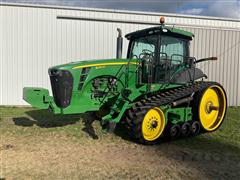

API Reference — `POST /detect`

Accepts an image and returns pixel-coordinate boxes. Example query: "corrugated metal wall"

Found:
[0,3,240,106]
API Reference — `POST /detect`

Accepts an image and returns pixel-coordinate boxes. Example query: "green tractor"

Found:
[23,18,227,144]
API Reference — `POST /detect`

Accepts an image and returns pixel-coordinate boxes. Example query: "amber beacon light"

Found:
[160,16,165,24]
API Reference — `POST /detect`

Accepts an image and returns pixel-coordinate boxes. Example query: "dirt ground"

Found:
[0,107,240,179]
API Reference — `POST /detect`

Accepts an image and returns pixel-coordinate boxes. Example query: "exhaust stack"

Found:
[116,28,123,59]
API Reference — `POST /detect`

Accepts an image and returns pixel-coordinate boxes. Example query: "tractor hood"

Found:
[47,58,138,111]
[44,58,138,114]
[49,58,132,71]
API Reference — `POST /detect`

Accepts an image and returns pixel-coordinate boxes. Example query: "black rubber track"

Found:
[124,81,225,144]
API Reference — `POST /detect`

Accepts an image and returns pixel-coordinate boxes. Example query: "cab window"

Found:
[160,36,188,64]
[130,35,158,59]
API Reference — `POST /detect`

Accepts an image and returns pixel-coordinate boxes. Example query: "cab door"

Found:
[154,35,189,83]
[128,35,158,84]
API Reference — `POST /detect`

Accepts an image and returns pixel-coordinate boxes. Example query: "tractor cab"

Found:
[125,18,204,85]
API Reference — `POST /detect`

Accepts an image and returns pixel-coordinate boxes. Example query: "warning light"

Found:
[160,17,165,24]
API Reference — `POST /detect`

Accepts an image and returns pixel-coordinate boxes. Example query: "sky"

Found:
[1,0,240,19]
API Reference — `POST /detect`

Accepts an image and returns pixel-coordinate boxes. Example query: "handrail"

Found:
[100,58,140,104]
[99,63,126,104]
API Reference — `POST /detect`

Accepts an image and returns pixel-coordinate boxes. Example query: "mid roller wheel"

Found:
[191,121,201,136]
[181,122,191,137]
[170,124,181,139]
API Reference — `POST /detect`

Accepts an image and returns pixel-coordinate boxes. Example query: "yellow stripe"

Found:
[72,62,138,69]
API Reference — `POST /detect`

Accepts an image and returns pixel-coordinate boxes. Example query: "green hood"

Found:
[49,58,132,71]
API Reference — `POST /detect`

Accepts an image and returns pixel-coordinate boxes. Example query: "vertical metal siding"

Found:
[237,32,240,106]
[0,5,3,105]
[0,4,240,106]
[189,28,240,106]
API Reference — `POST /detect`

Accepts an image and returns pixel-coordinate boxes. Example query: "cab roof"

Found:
[125,25,194,40]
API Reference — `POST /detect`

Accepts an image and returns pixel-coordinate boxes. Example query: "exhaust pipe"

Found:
[116,28,123,59]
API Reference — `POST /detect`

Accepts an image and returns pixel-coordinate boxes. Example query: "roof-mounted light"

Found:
[160,16,165,24]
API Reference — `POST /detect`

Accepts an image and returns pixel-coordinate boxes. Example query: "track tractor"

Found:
[23,17,227,144]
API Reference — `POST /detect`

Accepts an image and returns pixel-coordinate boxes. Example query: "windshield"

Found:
[129,35,158,59]
[128,35,188,61]
[159,35,188,64]
[128,35,189,83]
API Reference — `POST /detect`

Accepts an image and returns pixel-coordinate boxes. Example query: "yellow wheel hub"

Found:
[199,85,226,131]
[142,107,165,141]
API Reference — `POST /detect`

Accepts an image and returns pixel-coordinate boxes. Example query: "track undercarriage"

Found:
[124,81,227,144]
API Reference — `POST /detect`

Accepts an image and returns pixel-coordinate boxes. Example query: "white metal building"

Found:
[0,3,240,106]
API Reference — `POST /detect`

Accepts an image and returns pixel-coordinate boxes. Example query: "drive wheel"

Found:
[193,84,227,132]
[126,106,166,144]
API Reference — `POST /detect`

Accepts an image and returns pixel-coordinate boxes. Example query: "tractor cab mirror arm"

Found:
[195,57,218,64]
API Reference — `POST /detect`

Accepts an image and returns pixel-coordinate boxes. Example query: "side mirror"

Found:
[186,57,195,68]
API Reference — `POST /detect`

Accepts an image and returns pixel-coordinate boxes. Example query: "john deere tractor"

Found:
[23,18,227,144]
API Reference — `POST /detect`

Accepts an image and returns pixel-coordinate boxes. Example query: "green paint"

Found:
[23,87,61,113]
[165,107,192,125]
[125,25,193,39]
[23,25,196,126]
[23,87,52,109]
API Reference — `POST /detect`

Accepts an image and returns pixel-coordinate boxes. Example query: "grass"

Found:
[0,106,240,179]
[0,107,99,140]
[1,106,239,144]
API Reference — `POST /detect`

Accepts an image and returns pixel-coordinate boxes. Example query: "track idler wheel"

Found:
[181,122,191,137]
[170,124,181,139]
[191,121,201,136]
[192,84,227,132]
